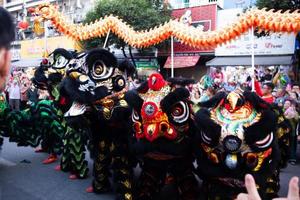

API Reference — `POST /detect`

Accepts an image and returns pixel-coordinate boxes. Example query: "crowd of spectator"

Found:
[190,67,300,165]
[3,68,49,111]
[2,67,299,165]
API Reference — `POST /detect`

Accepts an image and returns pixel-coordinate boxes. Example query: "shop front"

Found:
[135,58,160,80]
[207,56,293,67]
[159,4,217,80]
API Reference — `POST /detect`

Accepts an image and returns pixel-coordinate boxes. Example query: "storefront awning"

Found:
[11,58,43,68]
[206,56,293,66]
[164,56,200,68]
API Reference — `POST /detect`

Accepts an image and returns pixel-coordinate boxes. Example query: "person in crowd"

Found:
[286,84,293,94]
[261,68,273,82]
[285,84,300,103]
[289,92,300,104]
[20,83,28,109]
[236,68,247,84]
[199,87,215,102]
[224,77,237,92]
[283,99,299,165]
[212,68,224,86]
[8,79,21,111]
[128,76,140,90]
[191,84,201,102]
[292,83,300,97]
[38,89,49,101]
[27,84,39,105]
[186,83,194,94]
[0,7,15,91]
[254,80,275,103]
[274,87,288,107]
[191,84,201,112]
[19,72,31,109]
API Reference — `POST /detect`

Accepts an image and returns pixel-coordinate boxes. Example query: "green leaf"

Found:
[82,0,171,50]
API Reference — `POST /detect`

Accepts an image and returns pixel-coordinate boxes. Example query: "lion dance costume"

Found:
[194,90,284,199]
[125,73,198,200]
[32,48,89,177]
[60,48,135,200]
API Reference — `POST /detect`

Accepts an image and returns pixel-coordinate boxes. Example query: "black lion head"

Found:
[194,90,280,195]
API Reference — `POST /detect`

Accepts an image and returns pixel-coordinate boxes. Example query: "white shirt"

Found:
[9,84,21,99]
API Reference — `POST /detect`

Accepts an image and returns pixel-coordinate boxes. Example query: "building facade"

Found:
[160,0,222,80]
[208,8,295,66]
[168,0,223,9]
[3,0,94,66]
[206,8,296,84]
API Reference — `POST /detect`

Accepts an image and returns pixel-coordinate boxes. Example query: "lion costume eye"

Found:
[170,101,189,123]
[255,133,273,149]
[201,131,212,144]
[91,60,114,80]
[132,110,140,122]
[53,55,69,69]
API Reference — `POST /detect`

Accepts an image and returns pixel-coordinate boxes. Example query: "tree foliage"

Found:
[256,0,300,10]
[83,0,171,49]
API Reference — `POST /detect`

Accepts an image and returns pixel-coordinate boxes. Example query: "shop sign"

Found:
[20,36,76,59]
[135,59,158,69]
[215,9,296,56]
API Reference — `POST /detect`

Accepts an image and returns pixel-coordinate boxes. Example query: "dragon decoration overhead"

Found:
[34,4,300,48]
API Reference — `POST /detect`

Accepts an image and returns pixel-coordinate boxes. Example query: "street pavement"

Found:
[0,138,299,200]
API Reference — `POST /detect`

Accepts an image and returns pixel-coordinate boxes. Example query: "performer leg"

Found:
[265,169,280,200]
[92,138,112,193]
[60,126,72,172]
[15,99,20,111]
[111,140,133,200]
[135,159,165,200]
[42,132,58,164]
[9,99,14,110]
[201,181,242,200]
[174,168,198,200]
[69,127,89,179]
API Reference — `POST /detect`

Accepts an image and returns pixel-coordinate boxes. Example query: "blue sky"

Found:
[224,0,257,9]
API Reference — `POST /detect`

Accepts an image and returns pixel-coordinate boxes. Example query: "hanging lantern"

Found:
[18,21,29,30]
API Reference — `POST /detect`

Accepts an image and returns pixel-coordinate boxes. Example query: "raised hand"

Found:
[236,174,299,200]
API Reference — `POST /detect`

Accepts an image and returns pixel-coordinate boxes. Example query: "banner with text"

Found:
[215,9,296,56]
[20,36,76,59]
